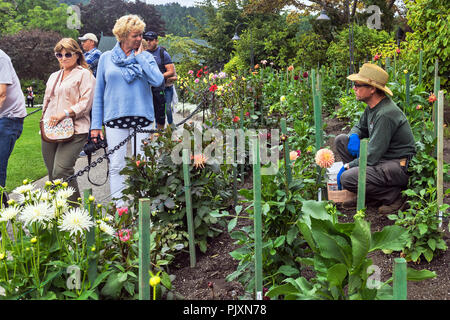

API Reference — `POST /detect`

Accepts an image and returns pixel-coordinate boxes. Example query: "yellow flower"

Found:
[315,148,335,168]
[62,182,68,188]
[203,78,208,83]
[0,253,5,260]
[280,96,286,102]
[232,76,237,81]
[30,237,38,244]
[88,195,95,202]
[45,181,52,187]
[403,69,408,74]
[149,275,161,287]
[91,246,96,252]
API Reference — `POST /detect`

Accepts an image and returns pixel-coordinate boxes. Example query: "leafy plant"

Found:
[267,201,436,300]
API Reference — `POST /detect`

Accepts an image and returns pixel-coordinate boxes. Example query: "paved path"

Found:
[26,103,202,205]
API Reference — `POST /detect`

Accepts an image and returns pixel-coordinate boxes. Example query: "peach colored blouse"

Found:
[42,66,96,134]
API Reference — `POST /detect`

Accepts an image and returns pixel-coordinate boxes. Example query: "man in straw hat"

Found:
[334,63,416,214]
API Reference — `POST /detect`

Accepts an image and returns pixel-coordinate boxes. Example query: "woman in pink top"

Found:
[41,38,96,203]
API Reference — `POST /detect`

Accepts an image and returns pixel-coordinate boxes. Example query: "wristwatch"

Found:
[64,109,70,118]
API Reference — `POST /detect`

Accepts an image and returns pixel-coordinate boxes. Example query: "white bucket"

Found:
[326,161,343,192]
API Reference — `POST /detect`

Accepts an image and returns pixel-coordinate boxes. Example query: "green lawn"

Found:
[6,108,47,191]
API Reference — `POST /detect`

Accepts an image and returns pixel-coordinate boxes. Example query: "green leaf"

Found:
[418,223,428,235]
[161,272,172,290]
[351,219,371,268]
[101,273,125,298]
[370,225,408,251]
[406,268,436,281]
[327,263,348,287]
[313,231,351,266]
[427,238,436,251]
[286,225,298,245]
[273,235,285,248]
[209,210,230,218]
[277,265,300,277]
[228,217,237,232]
[300,200,332,227]
[266,283,297,299]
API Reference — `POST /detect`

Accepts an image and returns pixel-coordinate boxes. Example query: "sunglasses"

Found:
[55,52,76,59]
[353,83,372,88]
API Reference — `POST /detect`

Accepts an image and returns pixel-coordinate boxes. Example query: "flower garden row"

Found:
[0,49,448,299]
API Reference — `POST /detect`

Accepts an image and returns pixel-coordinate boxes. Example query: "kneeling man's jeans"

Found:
[335,134,409,205]
[0,117,24,187]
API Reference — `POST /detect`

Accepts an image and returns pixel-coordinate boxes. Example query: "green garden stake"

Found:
[418,50,423,86]
[240,108,245,177]
[182,149,196,268]
[433,58,440,146]
[252,135,263,300]
[281,118,292,186]
[405,71,410,111]
[346,67,349,95]
[311,68,316,99]
[356,139,368,212]
[138,198,151,300]
[385,57,390,71]
[394,54,397,81]
[437,91,444,227]
[393,258,407,300]
[313,93,323,152]
[83,189,97,287]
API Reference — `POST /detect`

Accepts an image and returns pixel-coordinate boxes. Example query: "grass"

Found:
[6,108,47,192]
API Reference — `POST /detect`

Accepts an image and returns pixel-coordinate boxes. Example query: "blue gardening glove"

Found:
[347,133,360,158]
[337,165,346,190]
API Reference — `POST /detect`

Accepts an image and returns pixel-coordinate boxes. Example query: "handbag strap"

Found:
[86,146,110,187]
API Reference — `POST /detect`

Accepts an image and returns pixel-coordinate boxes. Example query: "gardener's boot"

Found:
[378,196,406,214]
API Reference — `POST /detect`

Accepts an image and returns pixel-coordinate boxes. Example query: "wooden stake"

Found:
[138,198,151,300]
[182,149,196,268]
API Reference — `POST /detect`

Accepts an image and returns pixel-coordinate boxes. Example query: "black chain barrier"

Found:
[64,102,204,184]
[24,106,43,118]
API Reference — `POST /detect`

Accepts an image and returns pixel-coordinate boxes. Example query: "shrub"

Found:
[0,29,61,81]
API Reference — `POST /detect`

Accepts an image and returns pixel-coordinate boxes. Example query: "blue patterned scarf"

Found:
[111,41,143,83]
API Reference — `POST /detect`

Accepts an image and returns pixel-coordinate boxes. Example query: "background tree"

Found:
[79,0,165,39]
[0,0,79,38]
[154,2,208,37]
[0,29,61,80]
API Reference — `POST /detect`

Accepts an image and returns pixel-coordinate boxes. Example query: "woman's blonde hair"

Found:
[54,38,89,70]
[112,14,146,42]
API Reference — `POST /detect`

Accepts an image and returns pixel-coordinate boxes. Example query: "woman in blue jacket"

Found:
[90,14,164,209]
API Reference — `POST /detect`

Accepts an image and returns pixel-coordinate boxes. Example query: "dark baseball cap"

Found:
[143,31,158,40]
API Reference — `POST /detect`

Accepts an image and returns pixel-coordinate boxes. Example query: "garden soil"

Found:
[169,109,450,301]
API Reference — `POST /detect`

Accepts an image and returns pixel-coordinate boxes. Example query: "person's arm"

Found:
[348,115,395,168]
[163,63,175,79]
[90,54,106,132]
[0,84,7,109]
[135,50,164,88]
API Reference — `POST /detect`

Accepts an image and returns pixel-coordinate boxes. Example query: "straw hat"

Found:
[347,63,393,96]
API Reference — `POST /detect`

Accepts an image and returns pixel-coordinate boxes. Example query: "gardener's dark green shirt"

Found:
[348,96,416,168]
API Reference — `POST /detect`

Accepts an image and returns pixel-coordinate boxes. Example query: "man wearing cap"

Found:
[79,33,102,77]
[0,49,27,191]
[334,63,416,214]
[143,31,176,130]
